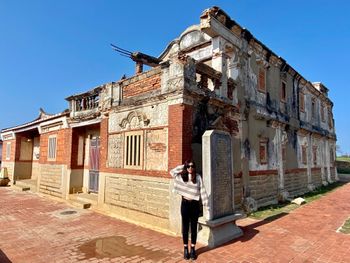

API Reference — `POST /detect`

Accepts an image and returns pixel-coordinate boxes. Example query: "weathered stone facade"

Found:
[1,6,337,234]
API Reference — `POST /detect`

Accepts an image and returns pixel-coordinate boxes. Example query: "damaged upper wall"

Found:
[158,21,240,105]
[299,80,335,135]
[63,6,334,141]
[197,6,335,137]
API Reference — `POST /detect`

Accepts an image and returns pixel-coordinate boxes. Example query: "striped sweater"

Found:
[170,165,209,206]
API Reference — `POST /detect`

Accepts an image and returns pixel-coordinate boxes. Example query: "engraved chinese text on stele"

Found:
[212,136,233,218]
[202,130,233,220]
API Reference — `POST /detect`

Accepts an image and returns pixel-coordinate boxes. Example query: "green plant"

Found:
[339,218,350,234]
[336,156,350,162]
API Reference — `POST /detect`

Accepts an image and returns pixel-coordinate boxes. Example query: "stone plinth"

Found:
[0,167,10,186]
[198,130,243,248]
[197,213,243,248]
[0,178,10,186]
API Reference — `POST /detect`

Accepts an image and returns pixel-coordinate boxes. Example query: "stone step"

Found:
[68,199,91,209]
[69,193,98,206]
[76,196,97,206]
[11,184,30,191]
[13,180,37,192]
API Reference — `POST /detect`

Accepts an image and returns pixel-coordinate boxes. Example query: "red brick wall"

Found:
[285,168,307,174]
[168,104,193,172]
[99,118,169,178]
[223,116,239,135]
[249,168,311,176]
[2,139,16,161]
[122,73,161,99]
[64,129,72,166]
[70,127,84,169]
[15,136,22,161]
[100,118,108,171]
[249,169,278,176]
[100,167,168,178]
[40,129,72,165]
[70,129,79,168]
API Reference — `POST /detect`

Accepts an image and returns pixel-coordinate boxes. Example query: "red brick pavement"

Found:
[1,183,350,263]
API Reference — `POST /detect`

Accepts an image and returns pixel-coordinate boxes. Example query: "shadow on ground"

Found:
[0,249,12,263]
[197,212,289,256]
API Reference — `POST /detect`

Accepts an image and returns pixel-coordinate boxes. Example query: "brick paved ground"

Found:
[1,183,350,263]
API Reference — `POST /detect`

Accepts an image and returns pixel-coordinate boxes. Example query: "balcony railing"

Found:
[74,94,99,112]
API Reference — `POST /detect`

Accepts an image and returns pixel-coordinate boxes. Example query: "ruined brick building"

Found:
[1,7,337,233]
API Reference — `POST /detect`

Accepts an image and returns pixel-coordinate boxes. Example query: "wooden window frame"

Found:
[47,135,57,161]
[77,135,84,166]
[313,146,317,165]
[321,103,325,122]
[281,81,287,102]
[258,67,266,93]
[328,109,333,129]
[124,131,143,169]
[299,92,305,112]
[5,142,11,160]
[311,97,316,119]
[259,139,268,165]
[301,144,307,165]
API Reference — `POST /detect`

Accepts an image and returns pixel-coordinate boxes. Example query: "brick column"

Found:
[70,128,79,169]
[99,118,108,172]
[14,136,21,161]
[64,128,73,168]
[168,104,193,171]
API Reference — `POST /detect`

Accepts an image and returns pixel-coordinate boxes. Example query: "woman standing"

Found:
[170,160,209,260]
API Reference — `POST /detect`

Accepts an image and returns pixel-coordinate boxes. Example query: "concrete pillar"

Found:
[112,83,122,106]
[321,138,328,185]
[307,134,314,190]
[276,127,284,190]
[275,126,289,201]
[212,37,228,98]
[325,140,332,183]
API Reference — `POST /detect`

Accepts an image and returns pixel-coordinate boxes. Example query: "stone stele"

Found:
[197,130,243,248]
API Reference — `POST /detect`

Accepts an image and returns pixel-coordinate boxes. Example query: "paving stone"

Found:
[1,184,350,262]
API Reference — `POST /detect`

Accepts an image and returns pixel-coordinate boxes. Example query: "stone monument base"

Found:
[197,213,244,248]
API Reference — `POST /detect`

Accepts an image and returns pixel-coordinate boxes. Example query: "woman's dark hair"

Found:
[181,160,196,184]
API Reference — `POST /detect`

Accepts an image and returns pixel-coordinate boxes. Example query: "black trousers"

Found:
[181,198,200,245]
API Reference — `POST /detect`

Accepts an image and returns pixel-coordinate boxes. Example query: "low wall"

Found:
[330,167,337,181]
[14,161,32,180]
[39,164,64,198]
[311,168,323,188]
[104,173,169,218]
[285,169,308,197]
[31,162,40,180]
[336,160,350,170]
[249,172,279,207]
[100,173,170,232]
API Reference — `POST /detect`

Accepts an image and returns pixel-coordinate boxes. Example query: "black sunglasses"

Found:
[187,164,195,168]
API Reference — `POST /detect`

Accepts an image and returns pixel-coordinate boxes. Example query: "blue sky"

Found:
[1,1,349,154]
